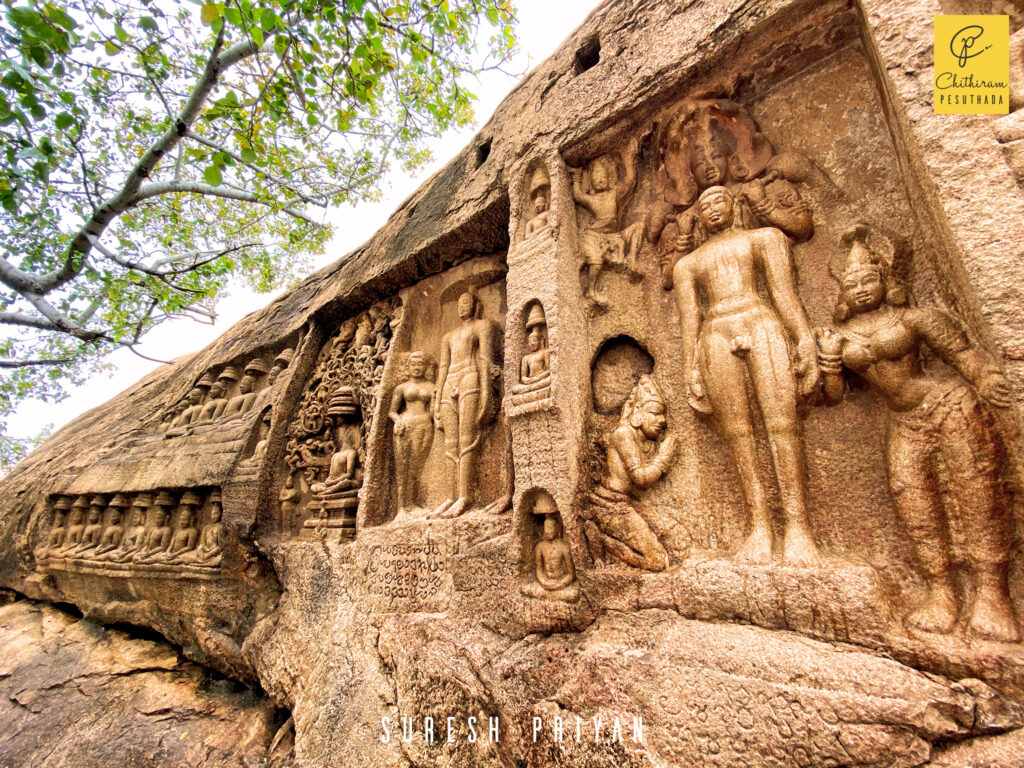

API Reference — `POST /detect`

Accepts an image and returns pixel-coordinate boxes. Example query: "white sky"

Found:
[7,0,599,443]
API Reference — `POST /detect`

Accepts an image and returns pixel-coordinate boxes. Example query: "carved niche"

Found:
[35,488,226,580]
[284,297,400,538]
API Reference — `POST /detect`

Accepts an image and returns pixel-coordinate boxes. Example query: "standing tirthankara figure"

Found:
[673,185,822,567]
[584,375,677,572]
[389,351,436,516]
[818,225,1021,643]
[431,289,500,518]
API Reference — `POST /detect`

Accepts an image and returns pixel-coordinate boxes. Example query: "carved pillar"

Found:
[504,153,591,563]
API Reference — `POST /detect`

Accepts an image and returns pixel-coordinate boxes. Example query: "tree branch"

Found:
[132,181,325,227]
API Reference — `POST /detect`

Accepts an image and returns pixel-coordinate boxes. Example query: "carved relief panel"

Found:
[368,256,510,526]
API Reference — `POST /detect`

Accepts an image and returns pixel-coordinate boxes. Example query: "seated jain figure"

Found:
[818,225,1021,643]
[512,304,551,396]
[524,165,552,239]
[105,495,151,563]
[673,185,821,567]
[522,497,577,602]
[91,494,129,558]
[187,492,225,567]
[583,375,677,571]
[311,424,362,500]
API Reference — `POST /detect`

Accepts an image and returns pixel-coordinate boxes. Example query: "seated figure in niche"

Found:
[194,377,231,425]
[72,496,107,556]
[524,166,552,239]
[134,493,175,563]
[583,375,677,571]
[91,494,129,558]
[252,348,294,414]
[512,304,551,396]
[222,358,269,420]
[166,387,204,436]
[151,491,202,564]
[310,424,362,500]
[389,351,436,516]
[522,496,577,602]
[817,225,1021,643]
[572,138,643,307]
[57,501,88,555]
[186,492,225,567]
[105,495,151,563]
[38,497,72,561]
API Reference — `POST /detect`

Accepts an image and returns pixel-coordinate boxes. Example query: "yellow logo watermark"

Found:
[934,15,1009,114]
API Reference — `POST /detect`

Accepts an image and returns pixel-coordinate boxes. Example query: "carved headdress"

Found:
[832,223,913,322]
[622,374,666,426]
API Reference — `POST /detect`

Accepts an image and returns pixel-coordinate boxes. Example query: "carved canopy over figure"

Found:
[818,224,1021,643]
[522,494,577,602]
[221,357,269,421]
[648,99,815,290]
[104,493,151,563]
[673,185,822,567]
[389,351,436,516]
[572,138,644,307]
[584,375,677,572]
[431,289,501,519]
[513,302,551,395]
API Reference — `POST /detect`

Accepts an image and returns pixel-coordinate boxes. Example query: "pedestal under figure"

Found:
[584,375,677,571]
[431,289,500,519]
[672,185,821,567]
[522,495,577,602]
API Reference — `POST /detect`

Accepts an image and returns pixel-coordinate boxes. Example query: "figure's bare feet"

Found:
[429,498,454,518]
[734,525,773,565]
[435,497,468,519]
[968,588,1021,644]
[781,525,824,568]
[905,584,958,635]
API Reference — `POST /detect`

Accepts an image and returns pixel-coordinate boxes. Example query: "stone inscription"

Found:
[365,541,450,613]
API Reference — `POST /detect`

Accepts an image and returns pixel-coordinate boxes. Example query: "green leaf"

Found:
[55,112,74,131]
[240,147,257,163]
[139,16,158,32]
[200,3,219,25]
[203,165,222,186]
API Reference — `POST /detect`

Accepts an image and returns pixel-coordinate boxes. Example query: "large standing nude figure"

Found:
[431,289,499,518]
[673,185,821,566]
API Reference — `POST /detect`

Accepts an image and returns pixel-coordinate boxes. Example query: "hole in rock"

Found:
[573,35,600,75]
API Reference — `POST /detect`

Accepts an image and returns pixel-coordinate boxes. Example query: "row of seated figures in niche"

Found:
[35,489,224,570]
[525,96,1023,645]
[160,348,294,437]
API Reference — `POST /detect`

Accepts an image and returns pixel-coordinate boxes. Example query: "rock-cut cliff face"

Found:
[4,0,1024,766]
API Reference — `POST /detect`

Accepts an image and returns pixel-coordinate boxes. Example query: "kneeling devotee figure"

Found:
[584,375,677,571]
